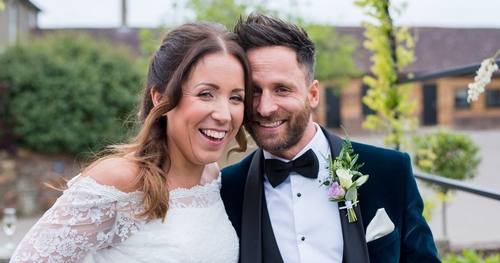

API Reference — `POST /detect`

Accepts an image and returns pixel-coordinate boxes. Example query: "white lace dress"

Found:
[10,175,239,263]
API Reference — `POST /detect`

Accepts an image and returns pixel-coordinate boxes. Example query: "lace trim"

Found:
[72,173,222,209]
[169,174,222,209]
[69,175,143,203]
[11,176,148,263]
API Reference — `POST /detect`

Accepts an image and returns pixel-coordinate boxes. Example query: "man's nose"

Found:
[255,91,278,117]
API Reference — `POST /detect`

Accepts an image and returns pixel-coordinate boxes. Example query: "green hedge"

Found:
[412,130,482,193]
[0,32,143,155]
[442,249,500,263]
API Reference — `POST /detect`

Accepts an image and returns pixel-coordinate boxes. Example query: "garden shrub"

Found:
[441,249,500,263]
[0,32,143,155]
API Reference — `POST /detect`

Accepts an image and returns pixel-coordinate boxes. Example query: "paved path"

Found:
[1,128,499,257]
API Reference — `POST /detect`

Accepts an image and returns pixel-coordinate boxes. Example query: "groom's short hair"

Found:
[233,12,316,84]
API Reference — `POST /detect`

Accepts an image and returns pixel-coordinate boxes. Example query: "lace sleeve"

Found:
[10,176,147,263]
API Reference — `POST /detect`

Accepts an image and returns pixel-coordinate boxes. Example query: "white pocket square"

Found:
[365,208,395,242]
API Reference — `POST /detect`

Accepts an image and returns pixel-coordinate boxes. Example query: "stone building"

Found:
[0,0,40,49]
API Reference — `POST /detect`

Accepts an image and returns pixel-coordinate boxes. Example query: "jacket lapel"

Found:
[240,150,264,263]
[322,127,370,263]
[241,127,370,263]
[262,193,284,263]
[240,150,283,263]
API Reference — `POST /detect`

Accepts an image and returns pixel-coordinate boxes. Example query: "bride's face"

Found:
[165,52,245,166]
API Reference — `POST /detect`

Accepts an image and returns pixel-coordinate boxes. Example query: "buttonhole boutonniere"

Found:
[319,128,369,223]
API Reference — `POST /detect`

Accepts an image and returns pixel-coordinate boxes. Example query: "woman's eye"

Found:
[198,91,214,98]
[230,95,244,102]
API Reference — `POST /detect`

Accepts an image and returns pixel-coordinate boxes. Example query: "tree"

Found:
[355,0,417,150]
[412,130,481,238]
[306,24,359,87]
[0,32,143,155]
[185,0,358,90]
[185,0,269,29]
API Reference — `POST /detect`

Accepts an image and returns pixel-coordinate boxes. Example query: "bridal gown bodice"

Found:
[10,175,239,263]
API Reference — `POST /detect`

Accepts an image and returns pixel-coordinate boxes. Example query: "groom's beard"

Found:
[246,99,311,153]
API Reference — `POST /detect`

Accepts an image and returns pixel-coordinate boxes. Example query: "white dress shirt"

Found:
[263,123,344,263]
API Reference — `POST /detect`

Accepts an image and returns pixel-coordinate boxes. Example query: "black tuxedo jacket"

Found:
[221,127,440,263]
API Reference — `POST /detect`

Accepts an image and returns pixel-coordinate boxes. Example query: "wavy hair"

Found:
[84,22,252,221]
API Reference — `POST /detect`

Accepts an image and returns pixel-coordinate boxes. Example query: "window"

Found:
[455,89,470,109]
[362,84,376,116]
[486,89,500,108]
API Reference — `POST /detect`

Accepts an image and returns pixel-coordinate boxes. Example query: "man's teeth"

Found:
[201,129,226,139]
[260,121,282,128]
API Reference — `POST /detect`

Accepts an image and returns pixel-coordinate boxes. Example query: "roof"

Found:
[337,27,500,76]
[33,26,500,77]
[20,0,41,12]
[32,27,149,56]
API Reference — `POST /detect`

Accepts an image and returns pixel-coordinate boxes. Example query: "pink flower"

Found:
[328,182,346,199]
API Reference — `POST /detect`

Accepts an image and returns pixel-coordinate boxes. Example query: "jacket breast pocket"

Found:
[366,227,400,263]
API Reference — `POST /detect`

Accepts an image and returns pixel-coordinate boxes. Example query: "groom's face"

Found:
[245,46,319,159]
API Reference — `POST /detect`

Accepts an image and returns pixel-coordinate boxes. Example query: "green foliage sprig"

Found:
[355,0,418,150]
[320,128,369,223]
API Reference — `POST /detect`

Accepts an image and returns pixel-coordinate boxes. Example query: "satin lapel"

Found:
[321,127,370,263]
[240,150,264,263]
[262,194,284,263]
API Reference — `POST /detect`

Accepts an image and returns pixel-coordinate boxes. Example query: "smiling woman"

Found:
[159,52,246,185]
[10,21,252,263]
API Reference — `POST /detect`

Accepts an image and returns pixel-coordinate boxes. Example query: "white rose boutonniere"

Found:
[320,128,369,223]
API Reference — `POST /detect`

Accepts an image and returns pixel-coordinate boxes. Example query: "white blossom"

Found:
[336,168,353,189]
[467,57,499,103]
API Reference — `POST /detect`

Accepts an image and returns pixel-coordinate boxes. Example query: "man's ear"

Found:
[308,80,319,109]
[150,88,164,107]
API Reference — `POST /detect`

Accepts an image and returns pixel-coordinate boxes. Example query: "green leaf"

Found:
[345,187,357,201]
[354,175,369,187]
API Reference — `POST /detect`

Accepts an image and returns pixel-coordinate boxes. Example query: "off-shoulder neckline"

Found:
[71,173,221,195]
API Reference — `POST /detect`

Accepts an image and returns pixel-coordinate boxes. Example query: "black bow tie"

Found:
[264,149,319,188]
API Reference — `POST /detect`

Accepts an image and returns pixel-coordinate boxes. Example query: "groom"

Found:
[221,13,440,263]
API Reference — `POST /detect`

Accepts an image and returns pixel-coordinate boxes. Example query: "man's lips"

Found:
[258,120,284,128]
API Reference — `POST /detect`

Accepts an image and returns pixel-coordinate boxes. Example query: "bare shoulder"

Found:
[84,156,141,193]
[202,162,220,184]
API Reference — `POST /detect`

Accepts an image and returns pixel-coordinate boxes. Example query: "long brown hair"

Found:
[85,22,252,221]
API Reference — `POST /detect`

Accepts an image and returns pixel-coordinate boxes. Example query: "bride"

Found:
[10,21,252,263]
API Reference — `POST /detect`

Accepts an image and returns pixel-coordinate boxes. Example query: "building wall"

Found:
[0,1,13,48]
[316,76,500,133]
[16,1,36,43]
[437,77,500,129]
[0,0,38,48]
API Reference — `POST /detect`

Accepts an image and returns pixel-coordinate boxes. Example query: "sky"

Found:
[29,0,500,29]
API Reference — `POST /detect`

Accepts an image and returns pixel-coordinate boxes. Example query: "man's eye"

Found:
[276,87,288,93]
[253,88,262,95]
